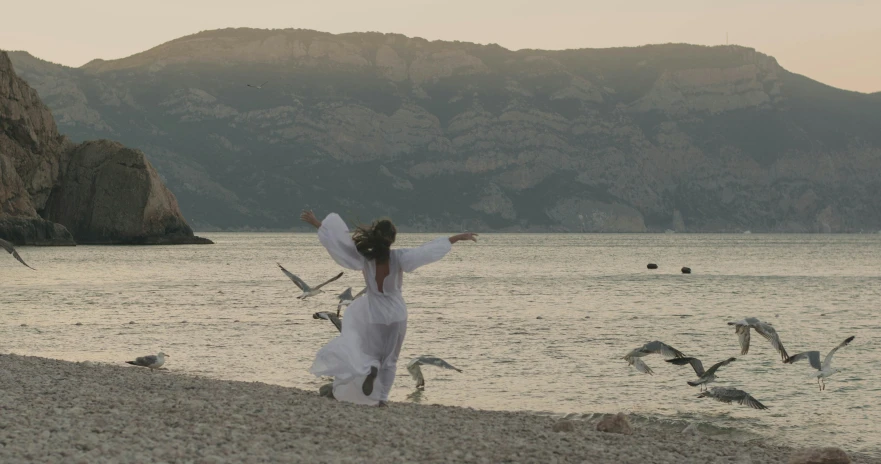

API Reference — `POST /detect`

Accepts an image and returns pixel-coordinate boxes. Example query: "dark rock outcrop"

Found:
[44,140,211,244]
[0,51,209,245]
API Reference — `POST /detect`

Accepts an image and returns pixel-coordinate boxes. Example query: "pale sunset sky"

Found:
[2,0,879,92]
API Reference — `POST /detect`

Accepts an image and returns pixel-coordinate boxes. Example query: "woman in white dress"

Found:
[300,210,477,406]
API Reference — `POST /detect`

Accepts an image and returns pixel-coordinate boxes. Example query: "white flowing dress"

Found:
[310,213,452,405]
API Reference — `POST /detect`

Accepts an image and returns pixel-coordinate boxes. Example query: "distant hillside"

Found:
[9,28,881,232]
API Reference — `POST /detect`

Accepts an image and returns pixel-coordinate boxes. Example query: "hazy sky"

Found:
[2,0,879,92]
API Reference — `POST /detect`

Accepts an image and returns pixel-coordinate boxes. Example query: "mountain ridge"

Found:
[8,28,881,233]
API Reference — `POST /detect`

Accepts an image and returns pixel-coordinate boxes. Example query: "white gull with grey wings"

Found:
[667,357,736,390]
[623,341,687,375]
[277,263,343,299]
[727,317,789,362]
[785,336,854,391]
[125,352,168,371]
[407,356,462,389]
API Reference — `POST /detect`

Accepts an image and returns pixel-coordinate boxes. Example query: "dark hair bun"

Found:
[353,218,397,262]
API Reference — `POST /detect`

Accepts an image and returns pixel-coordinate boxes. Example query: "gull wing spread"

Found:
[640,341,687,359]
[0,238,35,270]
[313,311,342,332]
[733,324,751,355]
[753,322,789,361]
[822,336,855,370]
[407,362,425,388]
[337,287,354,301]
[629,357,653,375]
[312,271,344,291]
[703,357,737,378]
[784,351,822,370]
[666,357,705,376]
[698,387,768,410]
[407,356,462,388]
[277,263,308,291]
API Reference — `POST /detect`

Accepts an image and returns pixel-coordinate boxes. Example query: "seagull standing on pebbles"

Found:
[727,317,789,361]
[785,336,855,391]
[667,357,737,390]
[407,356,462,389]
[277,263,343,299]
[623,341,687,375]
[697,387,768,410]
[1,237,35,269]
[126,352,168,371]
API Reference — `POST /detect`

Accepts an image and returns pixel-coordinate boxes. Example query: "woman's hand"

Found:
[300,210,322,229]
[449,232,478,244]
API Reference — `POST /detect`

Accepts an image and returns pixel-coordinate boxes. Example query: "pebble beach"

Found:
[1,354,876,463]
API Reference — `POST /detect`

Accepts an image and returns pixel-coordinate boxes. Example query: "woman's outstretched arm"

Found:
[398,232,477,273]
[300,210,364,270]
[448,232,478,244]
[300,210,322,229]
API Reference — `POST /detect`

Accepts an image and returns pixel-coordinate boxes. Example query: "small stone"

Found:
[596,412,632,435]
[552,420,576,432]
[647,263,658,269]
[536,316,543,319]
[787,447,850,464]
[75,322,83,326]
[681,266,692,274]
[129,321,136,324]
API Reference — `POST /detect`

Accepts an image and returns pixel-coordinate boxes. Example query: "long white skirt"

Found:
[310,295,407,405]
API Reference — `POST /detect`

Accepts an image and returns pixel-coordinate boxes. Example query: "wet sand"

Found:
[0,354,875,463]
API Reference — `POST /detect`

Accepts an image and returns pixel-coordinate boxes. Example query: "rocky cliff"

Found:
[0,51,210,245]
[9,29,881,232]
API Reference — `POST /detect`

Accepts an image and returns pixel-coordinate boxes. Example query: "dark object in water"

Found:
[647,263,658,269]
[681,267,691,274]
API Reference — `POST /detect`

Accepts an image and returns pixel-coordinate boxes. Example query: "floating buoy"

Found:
[681,267,691,274]
[647,263,658,269]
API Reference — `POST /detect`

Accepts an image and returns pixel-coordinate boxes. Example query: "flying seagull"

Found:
[0,237,35,269]
[277,263,343,299]
[313,311,342,332]
[336,287,366,316]
[667,357,737,390]
[727,317,789,361]
[697,387,768,410]
[126,352,168,371]
[784,336,854,391]
[623,341,687,375]
[247,81,268,89]
[407,356,462,389]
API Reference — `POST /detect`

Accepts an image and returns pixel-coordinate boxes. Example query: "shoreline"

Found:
[1,354,876,463]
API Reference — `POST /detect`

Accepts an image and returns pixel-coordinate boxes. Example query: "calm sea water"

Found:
[2,233,880,455]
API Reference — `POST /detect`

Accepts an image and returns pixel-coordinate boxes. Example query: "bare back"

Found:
[374,260,390,293]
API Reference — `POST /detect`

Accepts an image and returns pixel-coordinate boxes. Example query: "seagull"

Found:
[697,387,768,410]
[277,263,343,299]
[623,341,686,375]
[0,237,35,269]
[247,81,268,89]
[667,357,736,390]
[313,311,342,332]
[125,352,168,371]
[336,287,366,316]
[727,317,789,361]
[407,356,462,389]
[784,336,854,391]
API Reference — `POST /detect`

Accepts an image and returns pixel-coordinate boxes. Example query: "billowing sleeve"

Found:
[317,213,365,270]
[397,237,453,273]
